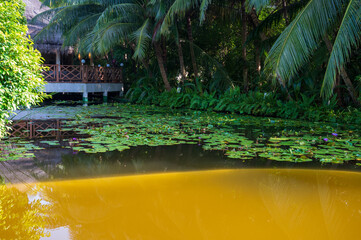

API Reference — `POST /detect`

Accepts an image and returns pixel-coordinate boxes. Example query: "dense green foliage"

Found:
[0,0,46,138]
[126,81,361,124]
[37,0,361,115]
[262,0,361,101]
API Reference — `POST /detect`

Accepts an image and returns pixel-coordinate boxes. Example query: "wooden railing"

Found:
[9,119,93,139]
[43,64,123,83]
[10,120,73,139]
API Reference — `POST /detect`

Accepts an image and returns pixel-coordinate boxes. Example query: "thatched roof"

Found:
[23,0,73,54]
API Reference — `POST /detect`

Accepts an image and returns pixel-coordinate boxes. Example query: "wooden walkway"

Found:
[0,159,48,184]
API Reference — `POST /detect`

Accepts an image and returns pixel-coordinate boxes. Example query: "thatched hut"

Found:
[23,0,74,65]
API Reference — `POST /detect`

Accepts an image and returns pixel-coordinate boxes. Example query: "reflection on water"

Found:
[0,185,49,239]
[35,144,359,182]
[2,169,361,239]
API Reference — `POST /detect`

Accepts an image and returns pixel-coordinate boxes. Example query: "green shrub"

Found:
[0,0,46,137]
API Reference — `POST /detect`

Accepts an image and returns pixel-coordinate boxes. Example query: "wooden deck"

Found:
[0,160,48,184]
[43,64,123,83]
[42,64,124,103]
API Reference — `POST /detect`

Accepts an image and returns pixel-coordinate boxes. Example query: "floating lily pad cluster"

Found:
[60,104,361,165]
[0,139,42,161]
[2,103,361,165]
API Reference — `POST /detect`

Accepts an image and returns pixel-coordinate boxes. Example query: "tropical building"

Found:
[23,0,124,104]
[24,0,74,65]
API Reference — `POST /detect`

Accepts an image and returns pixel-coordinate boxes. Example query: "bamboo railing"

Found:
[43,64,123,83]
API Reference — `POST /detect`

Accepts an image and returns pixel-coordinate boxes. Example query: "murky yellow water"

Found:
[1,169,361,239]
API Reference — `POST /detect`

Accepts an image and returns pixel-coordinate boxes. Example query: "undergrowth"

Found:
[125,79,361,125]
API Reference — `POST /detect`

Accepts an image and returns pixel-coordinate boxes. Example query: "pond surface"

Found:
[1,169,361,239]
[1,103,361,183]
[1,104,361,239]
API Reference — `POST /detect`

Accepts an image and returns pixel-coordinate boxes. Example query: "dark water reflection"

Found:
[34,143,360,181]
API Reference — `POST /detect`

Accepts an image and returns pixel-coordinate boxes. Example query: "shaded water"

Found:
[2,169,361,239]
[36,144,360,181]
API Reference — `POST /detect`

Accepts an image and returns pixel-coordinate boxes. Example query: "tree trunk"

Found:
[241,0,248,92]
[250,9,265,75]
[186,14,199,78]
[144,56,153,78]
[323,35,359,106]
[177,38,186,83]
[162,36,167,73]
[154,41,171,91]
[250,9,266,41]
[340,69,360,106]
[282,0,289,25]
[335,74,344,107]
[277,75,293,101]
[255,45,261,75]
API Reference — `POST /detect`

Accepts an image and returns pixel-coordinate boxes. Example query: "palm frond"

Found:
[33,21,60,42]
[34,4,101,41]
[92,21,137,55]
[99,0,136,7]
[96,3,141,25]
[246,0,271,13]
[30,7,64,24]
[321,0,361,99]
[63,13,102,46]
[199,0,212,23]
[160,0,212,33]
[153,0,167,21]
[246,0,308,46]
[160,0,198,34]
[77,31,96,54]
[42,0,98,8]
[131,19,151,59]
[189,41,234,89]
[264,0,344,85]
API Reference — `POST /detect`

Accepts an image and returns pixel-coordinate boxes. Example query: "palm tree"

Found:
[257,0,361,103]
[160,0,250,89]
[160,0,212,79]
[35,0,173,91]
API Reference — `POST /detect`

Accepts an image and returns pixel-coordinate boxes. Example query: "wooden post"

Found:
[29,122,33,139]
[104,67,108,82]
[95,66,99,83]
[79,58,86,83]
[56,49,61,68]
[81,65,87,83]
[56,65,60,82]
[56,49,61,83]
[56,119,60,139]
[89,53,94,66]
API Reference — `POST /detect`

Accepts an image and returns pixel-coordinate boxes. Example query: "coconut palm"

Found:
[159,0,212,79]
[34,0,173,91]
[256,0,361,103]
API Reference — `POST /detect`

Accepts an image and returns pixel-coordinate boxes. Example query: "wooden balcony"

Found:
[43,64,123,83]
